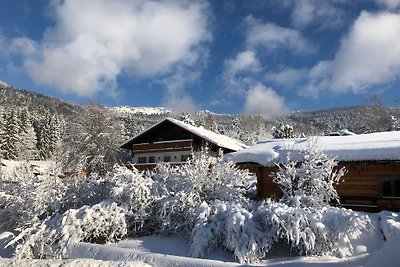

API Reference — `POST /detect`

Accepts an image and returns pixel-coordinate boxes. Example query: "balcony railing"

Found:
[132,139,193,153]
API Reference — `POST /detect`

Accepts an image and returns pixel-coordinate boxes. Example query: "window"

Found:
[181,155,192,162]
[148,156,155,163]
[138,157,147,164]
[163,155,171,162]
[381,178,400,198]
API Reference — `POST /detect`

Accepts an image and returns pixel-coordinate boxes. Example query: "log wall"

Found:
[239,161,400,212]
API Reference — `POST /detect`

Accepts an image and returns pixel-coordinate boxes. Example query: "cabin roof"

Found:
[226,131,400,167]
[120,117,247,152]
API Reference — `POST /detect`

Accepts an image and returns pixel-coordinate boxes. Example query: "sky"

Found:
[1,0,400,117]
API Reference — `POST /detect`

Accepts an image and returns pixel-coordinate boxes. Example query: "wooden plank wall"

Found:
[239,161,400,212]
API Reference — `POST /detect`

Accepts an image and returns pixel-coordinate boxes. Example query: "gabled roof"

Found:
[120,117,247,152]
[226,131,400,167]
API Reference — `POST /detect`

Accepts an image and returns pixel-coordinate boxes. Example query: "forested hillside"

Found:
[1,82,399,173]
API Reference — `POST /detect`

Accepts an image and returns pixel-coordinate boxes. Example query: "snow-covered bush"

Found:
[110,165,154,235]
[0,163,66,231]
[12,201,127,259]
[190,145,370,263]
[144,152,255,235]
[273,142,346,208]
[59,171,113,212]
[189,200,371,264]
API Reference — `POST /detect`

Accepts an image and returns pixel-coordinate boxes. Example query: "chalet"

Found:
[226,131,400,212]
[120,118,247,171]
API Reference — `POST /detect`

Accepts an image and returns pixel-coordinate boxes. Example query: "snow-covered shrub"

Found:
[59,171,113,212]
[12,201,127,259]
[145,152,256,235]
[189,199,371,264]
[273,142,346,208]
[109,165,154,235]
[0,163,66,231]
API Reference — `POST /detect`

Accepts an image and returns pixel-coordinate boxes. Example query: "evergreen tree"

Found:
[0,109,5,158]
[37,113,63,160]
[2,108,20,159]
[16,122,38,160]
[392,115,400,131]
[271,123,295,139]
[180,112,196,126]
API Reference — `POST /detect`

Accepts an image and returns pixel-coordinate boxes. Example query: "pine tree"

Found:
[180,112,196,126]
[37,113,63,160]
[16,122,38,160]
[271,123,294,139]
[2,108,21,159]
[0,109,5,158]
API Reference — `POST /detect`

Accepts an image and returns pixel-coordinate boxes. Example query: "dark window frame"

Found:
[138,157,147,164]
[381,178,400,198]
[163,155,171,162]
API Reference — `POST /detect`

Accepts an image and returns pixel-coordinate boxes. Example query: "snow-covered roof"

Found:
[120,117,247,152]
[226,131,400,167]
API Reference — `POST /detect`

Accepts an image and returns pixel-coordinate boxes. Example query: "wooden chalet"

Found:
[227,131,400,212]
[120,118,247,171]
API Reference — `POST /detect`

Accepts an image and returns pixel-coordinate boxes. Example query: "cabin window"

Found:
[163,155,171,162]
[381,178,400,198]
[138,157,147,164]
[181,155,192,162]
[148,156,155,163]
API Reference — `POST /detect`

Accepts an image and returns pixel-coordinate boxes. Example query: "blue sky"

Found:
[1,0,400,117]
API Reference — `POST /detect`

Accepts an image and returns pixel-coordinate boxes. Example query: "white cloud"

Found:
[244,15,314,54]
[375,0,400,10]
[331,11,400,93]
[244,83,288,119]
[221,50,260,95]
[224,50,260,75]
[266,67,307,88]
[289,0,345,29]
[10,0,210,97]
[300,61,332,97]
[299,11,400,98]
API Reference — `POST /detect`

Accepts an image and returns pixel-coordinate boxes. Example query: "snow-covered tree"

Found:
[37,113,63,160]
[180,112,196,126]
[62,104,125,174]
[392,115,400,131]
[273,141,346,208]
[15,109,38,160]
[271,123,294,139]
[1,108,20,159]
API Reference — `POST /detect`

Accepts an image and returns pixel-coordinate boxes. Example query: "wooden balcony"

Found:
[133,139,193,153]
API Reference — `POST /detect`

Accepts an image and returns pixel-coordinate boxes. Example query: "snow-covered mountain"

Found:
[111,105,171,116]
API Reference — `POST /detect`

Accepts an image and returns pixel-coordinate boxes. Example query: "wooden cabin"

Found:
[120,118,247,171]
[227,131,400,212]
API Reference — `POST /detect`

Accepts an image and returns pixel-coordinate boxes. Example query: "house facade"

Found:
[120,118,247,171]
[227,131,400,212]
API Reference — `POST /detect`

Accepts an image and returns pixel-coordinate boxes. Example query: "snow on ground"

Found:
[1,211,400,266]
[0,159,55,176]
